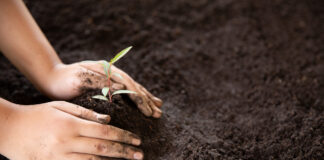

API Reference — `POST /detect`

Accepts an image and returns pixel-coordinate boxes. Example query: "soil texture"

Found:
[0,0,323,159]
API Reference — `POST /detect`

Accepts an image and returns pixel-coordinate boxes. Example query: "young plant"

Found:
[92,46,136,102]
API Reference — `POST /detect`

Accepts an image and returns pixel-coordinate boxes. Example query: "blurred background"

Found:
[0,0,323,159]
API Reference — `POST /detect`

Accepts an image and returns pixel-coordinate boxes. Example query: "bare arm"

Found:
[0,0,62,94]
[0,0,162,118]
[0,98,18,148]
[0,0,162,159]
[0,98,144,160]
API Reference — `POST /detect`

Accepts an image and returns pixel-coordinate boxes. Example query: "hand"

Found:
[0,101,144,160]
[0,0,162,118]
[44,62,163,118]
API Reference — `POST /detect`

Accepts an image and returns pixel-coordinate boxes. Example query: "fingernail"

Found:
[144,104,153,116]
[132,138,141,146]
[134,152,143,160]
[153,97,163,106]
[152,111,162,118]
[97,115,110,123]
[139,104,153,117]
[152,106,162,118]
[153,97,162,102]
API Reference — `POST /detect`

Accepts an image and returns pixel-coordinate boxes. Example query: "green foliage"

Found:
[112,90,137,95]
[99,60,110,77]
[92,95,108,101]
[81,60,98,63]
[102,87,109,96]
[110,46,132,64]
[92,46,136,102]
[113,72,123,80]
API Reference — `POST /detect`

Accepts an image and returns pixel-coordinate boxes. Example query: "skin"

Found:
[0,0,163,159]
[0,99,143,160]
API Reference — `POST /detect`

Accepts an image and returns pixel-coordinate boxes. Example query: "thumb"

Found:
[51,101,111,124]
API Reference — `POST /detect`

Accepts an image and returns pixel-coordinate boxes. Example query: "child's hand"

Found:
[44,62,163,118]
[0,0,162,118]
[0,101,144,160]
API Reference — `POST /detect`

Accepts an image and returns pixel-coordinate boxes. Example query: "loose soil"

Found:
[0,0,323,159]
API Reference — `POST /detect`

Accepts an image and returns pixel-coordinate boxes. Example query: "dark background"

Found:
[1,0,323,159]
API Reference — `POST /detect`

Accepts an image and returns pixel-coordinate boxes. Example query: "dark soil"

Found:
[1,0,323,159]
[70,90,173,160]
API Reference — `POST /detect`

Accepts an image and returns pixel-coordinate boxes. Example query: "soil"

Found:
[0,0,323,159]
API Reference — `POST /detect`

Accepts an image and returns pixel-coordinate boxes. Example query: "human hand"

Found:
[0,101,144,160]
[44,62,163,118]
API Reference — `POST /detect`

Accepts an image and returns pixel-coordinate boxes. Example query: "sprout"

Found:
[92,46,136,102]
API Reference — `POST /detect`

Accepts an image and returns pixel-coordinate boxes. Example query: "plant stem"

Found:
[107,63,112,102]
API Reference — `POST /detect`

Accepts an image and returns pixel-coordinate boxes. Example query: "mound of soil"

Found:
[1,0,323,159]
[70,90,172,159]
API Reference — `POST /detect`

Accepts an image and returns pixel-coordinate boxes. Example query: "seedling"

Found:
[92,46,136,102]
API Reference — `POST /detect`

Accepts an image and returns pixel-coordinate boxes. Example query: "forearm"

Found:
[0,0,62,93]
[0,98,18,155]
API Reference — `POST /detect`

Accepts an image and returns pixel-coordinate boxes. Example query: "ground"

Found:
[0,0,323,159]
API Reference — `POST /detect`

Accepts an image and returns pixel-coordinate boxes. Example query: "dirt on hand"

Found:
[0,0,323,159]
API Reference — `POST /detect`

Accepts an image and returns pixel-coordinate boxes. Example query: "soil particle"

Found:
[0,0,323,159]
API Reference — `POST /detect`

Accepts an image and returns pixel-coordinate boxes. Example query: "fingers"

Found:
[79,70,107,89]
[79,63,125,92]
[114,83,160,118]
[149,101,162,118]
[129,93,153,116]
[108,67,162,117]
[67,153,112,160]
[77,62,106,89]
[138,87,162,118]
[78,120,141,146]
[129,88,163,118]
[79,61,163,118]
[111,83,126,92]
[139,86,163,107]
[52,101,110,124]
[80,61,106,76]
[69,137,143,160]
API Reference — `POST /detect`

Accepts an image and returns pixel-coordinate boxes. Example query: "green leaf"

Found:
[92,95,108,101]
[110,46,132,64]
[112,90,137,95]
[108,62,112,76]
[101,87,109,97]
[99,60,110,77]
[81,60,98,63]
[112,72,123,79]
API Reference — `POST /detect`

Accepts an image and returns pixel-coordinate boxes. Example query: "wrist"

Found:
[0,98,20,155]
[38,63,66,99]
[43,63,76,100]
